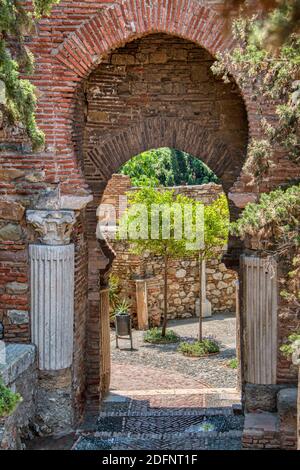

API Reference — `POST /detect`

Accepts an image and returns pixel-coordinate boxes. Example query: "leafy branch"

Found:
[212,13,300,183]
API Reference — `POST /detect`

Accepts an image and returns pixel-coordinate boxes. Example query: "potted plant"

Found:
[114,299,131,337]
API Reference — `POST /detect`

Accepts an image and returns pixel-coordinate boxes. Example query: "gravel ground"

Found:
[111,312,238,389]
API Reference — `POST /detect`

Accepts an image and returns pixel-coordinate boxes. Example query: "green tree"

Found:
[118,187,204,337]
[118,188,229,339]
[119,148,219,187]
[0,0,59,150]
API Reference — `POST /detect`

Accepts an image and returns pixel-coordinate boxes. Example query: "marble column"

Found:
[27,210,76,370]
[135,279,149,330]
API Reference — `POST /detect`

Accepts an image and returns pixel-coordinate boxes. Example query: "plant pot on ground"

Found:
[144,327,180,344]
[178,338,220,357]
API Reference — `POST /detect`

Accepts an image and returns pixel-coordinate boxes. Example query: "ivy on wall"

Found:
[0,0,60,150]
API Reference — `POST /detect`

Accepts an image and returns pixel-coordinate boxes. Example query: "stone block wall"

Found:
[0,344,37,450]
[102,174,237,323]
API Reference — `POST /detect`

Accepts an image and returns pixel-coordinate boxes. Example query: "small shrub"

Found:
[144,328,180,344]
[0,379,22,418]
[178,338,220,357]
[227,358,238,369]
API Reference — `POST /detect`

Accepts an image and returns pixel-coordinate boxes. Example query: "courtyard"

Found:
[111,313,238,391]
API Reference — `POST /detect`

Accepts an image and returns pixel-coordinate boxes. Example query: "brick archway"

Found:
[49,0,257,178]
[86,117,240,193]
[53,0,232,79]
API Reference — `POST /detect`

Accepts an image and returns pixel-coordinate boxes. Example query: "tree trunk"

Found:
[199,254,203,341]
[162,253,168,337]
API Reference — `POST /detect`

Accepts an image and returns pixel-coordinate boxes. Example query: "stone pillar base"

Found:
[35,369,74,435]
[135,279,149,330]
[195,298,212,318]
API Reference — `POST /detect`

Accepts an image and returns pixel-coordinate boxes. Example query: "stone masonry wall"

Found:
[101,174,237,324]
[0,344,37,450]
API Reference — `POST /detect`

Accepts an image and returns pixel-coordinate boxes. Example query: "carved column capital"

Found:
[26,209,76,245]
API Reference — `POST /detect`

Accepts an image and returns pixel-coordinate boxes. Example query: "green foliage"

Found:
[119,188,229,260]
[0,0,60,149]
[227,357,238,369]
[231,184,300,247]
[114,298,131,315]
[178,338,220,357]
[109,274,120,310]
[280,332,300,356]
[212,14,300,182]
[144,327,180,344]
[0,379,22,417]
[231,184,300,308]
[118,187,204,258]
[222,1,300,48]
[202,194,229,260]
[119,148,219,187]
[33,0,60,18]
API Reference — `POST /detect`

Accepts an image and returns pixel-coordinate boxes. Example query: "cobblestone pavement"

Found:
[111,313,237,390]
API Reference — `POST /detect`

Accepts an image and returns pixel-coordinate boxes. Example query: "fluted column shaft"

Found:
[29,244,74,370]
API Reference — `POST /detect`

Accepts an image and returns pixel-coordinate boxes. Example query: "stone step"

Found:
[73,429,243,450]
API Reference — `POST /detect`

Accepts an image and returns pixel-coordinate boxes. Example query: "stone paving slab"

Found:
[0,343,36,385]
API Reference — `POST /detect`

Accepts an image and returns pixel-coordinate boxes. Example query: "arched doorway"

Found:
[76,32,248,400]
[22,0,293,440]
